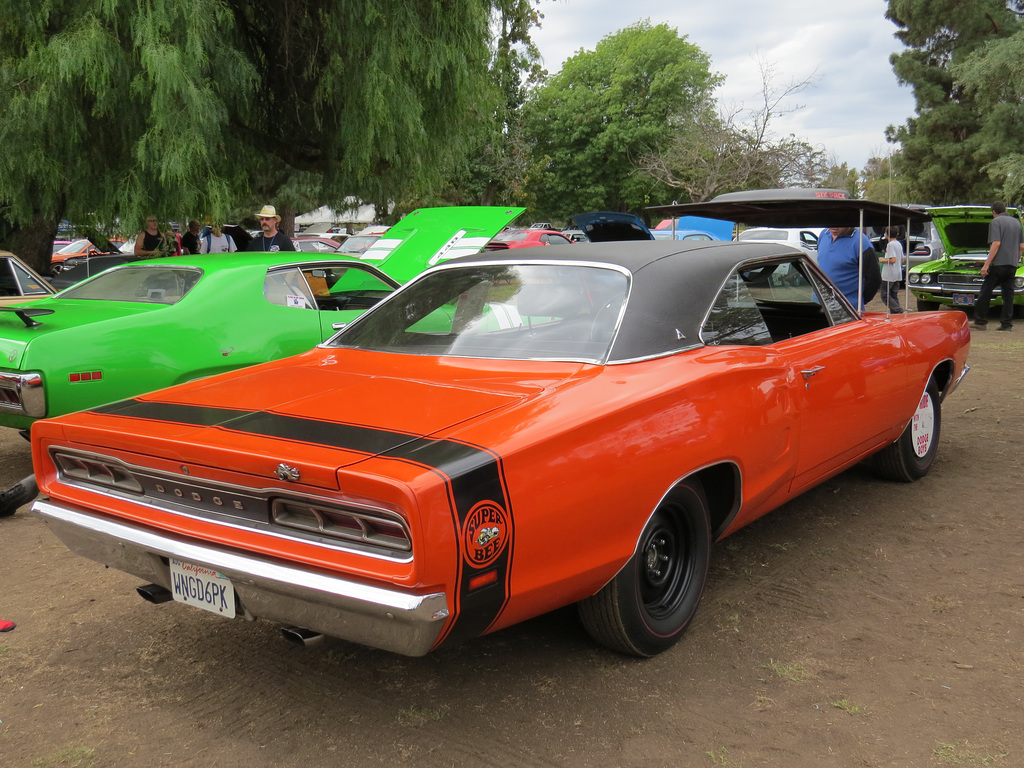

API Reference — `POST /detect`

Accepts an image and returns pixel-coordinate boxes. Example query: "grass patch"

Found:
[396,704,450,727]
[706,747,738,765]
[831,698,866,715]
[31,747,96,768]
[932,740,1008,764]
[763,659,809,683]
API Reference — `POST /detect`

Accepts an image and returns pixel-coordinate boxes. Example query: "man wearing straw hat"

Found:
[248,204,295,252]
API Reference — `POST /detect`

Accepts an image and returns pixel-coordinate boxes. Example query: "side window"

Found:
[703,259,855,346]
[264,267,315,309]
[302,265,394,311]
[11,261,51,295]
[703,274,774,346]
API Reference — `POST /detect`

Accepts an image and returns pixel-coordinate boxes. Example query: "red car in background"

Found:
[483,228,574,250]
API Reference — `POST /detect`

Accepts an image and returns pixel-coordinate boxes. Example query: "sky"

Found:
[529,0,916,173]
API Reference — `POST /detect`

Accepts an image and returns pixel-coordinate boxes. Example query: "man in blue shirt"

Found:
[816,226,881,310]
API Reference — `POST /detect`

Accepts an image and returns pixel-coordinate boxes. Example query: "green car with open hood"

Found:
[908,205,1024,316]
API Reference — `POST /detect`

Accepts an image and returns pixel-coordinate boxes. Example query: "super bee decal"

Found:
[463,503,508,568]
[90,398,515,648]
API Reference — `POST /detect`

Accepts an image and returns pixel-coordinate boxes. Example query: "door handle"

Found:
[800,366,825,388]
[800,366,825,380]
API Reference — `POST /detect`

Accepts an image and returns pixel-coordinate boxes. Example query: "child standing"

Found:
[880,225,904,313]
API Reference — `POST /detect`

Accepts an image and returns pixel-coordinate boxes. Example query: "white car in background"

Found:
[737,227,819,257]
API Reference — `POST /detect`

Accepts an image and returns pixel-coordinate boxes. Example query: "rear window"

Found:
[59,265,202,304]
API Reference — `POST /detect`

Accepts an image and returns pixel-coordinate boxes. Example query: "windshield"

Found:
[58,265,202,304]
[331,263,629,363]
[56,239,92,255]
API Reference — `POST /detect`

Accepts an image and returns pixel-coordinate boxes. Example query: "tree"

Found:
[952,16,1024,203]
[416,0,544,210]
[520,21,720,222]
[0,0,513,270]
[885,0,1024,204]
[636,59,834,201]
[861,153,916,203]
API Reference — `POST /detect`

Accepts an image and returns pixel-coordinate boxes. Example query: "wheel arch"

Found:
[928,359,957,403]
[665,462,740,542]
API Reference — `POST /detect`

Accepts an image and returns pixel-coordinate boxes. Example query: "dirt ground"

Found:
[2,310,1022,768]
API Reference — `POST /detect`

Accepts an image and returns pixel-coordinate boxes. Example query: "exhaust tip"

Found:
[136,583,173,604]
[281,626,324,647]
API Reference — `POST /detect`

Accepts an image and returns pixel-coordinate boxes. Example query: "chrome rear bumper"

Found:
[33,499,449,656]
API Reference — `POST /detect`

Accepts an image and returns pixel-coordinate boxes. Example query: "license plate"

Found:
[169,559,236,618]
[953,293,974,306]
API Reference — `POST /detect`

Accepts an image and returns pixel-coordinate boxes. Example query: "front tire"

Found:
[578,481,711,657]
[915,298,940,312]
[874,380,941,482]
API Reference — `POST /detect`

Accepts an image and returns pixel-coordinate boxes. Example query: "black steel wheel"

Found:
[578,481,711,657]
[874,380,941,482]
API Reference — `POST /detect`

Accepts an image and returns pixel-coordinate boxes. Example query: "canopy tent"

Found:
[648,189,931,229]
[649,189,932,314]
[294,202,378,228]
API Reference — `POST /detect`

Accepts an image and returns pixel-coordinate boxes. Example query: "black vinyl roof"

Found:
[449,239,804,361]
[648,188,931,228]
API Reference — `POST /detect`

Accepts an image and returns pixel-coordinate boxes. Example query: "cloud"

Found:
[530,0,914,171]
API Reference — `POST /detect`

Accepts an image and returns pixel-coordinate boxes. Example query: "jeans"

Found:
[881,281,902,313]
[974,264,1017,326]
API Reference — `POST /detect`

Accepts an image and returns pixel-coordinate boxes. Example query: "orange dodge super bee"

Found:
[31,240,971,657]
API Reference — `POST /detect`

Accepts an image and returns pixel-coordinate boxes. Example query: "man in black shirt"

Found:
[248,205,295,252]
[180,220,201,254]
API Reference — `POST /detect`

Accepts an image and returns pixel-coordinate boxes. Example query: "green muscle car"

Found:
[908,205,1024,316]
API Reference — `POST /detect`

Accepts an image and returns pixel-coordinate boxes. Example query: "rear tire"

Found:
[874,381,941,482]
[0,475,38,518]
[578,481,711,657]
[915,298,940,312]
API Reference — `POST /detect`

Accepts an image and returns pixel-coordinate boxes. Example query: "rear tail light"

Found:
[272,499,411,552]
[53,451,144,493]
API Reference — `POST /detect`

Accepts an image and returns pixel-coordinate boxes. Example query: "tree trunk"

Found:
[0,212,60,275]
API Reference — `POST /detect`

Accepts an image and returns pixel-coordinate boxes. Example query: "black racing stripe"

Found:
[93,399,251,427]
[229,411,416,456]
[89,398,515,645]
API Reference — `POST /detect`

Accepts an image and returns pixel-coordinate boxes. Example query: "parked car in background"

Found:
[567,211,654,242]
[562,228,588,243]
[292,237,341,253]
[0,254,400,432]
[49,239,111,275]
[908,204,1023,315]
[865,205,945,268]
[484,228,574,250]
[737,227,819,255]
[0,251,56,304]
[32,240,970,658]
[651,229,718,242]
